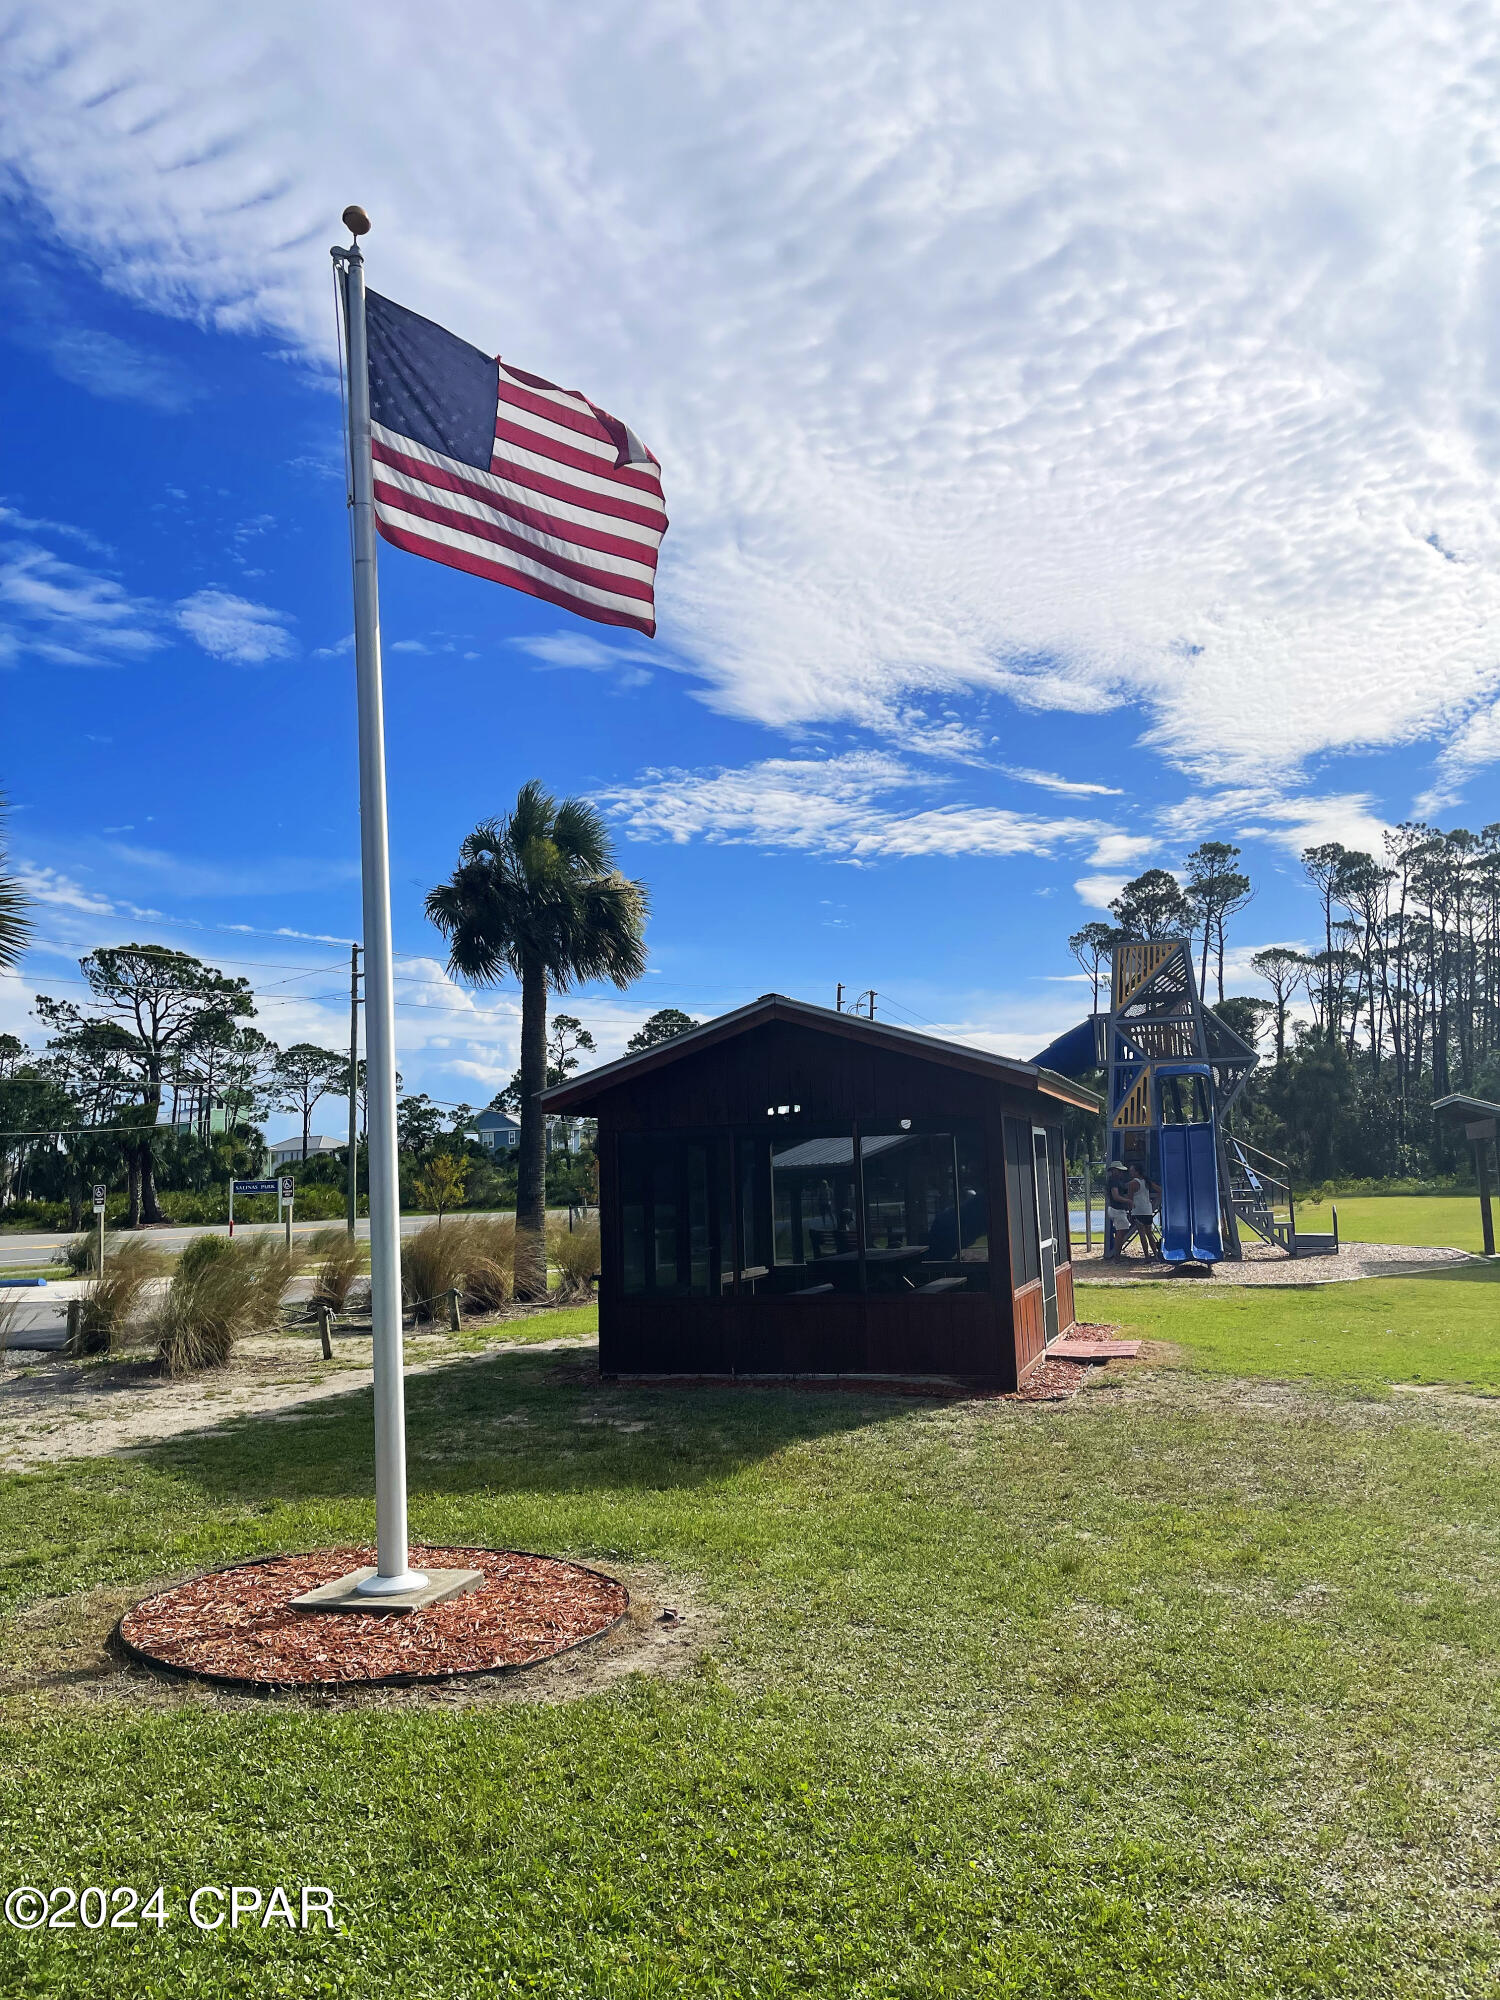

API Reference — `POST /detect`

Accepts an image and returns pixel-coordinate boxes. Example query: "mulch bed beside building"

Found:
[116,1545,627,1691]
[597,1361,1094,1402]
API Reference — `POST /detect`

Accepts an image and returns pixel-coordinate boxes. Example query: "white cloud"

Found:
[1158,786,1392,859]
[174,588,294,665]
[1073,874,1128,912]
[511,631,655,689]
[1087,833,1155,868]
[1003,766,1123,798]
[1413,699,1500,818]
[6,5,1500,786]
[603,751,1114,862]
[0,502,111,556]
[0,541,161,666]
[2,251,202,410]
[12,861,116,916]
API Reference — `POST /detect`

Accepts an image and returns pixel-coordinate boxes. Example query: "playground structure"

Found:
[1034,938,1338,1265]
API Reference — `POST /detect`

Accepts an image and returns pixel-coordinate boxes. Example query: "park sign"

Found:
[228,1176,281,1239]
[92,1185,106,1214]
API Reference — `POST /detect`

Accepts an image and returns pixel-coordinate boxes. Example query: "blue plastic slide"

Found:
[1157,1124,1224,1263]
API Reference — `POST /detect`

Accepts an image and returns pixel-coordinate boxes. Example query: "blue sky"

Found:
[3,4,1498,1144]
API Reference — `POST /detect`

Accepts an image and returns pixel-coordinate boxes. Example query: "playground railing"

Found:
[1225,1134,1297,1246]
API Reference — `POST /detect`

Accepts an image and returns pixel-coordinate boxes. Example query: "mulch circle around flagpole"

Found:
[115,1547,629,1693]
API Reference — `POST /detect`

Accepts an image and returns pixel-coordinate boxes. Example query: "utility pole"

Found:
[836,982,844,1013]
[347,942,362,1238]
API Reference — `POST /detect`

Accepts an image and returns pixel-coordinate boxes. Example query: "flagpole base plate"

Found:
[289,1566,477,1615]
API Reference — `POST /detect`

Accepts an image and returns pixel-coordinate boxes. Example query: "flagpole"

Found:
[334,209,424,1595]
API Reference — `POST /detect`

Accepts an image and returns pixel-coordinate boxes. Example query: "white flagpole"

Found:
[334,209,424,1594]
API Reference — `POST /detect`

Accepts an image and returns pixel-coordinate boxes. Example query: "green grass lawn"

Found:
[3,1286,1499,1997]
[1296,1192,1492,1253]
[1079,1263,1500,1390]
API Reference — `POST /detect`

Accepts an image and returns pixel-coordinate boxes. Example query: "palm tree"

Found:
[0,791,32,973]
[426,782,647,1298]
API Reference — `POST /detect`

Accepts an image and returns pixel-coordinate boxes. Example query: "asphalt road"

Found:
[0,1210,522,1272]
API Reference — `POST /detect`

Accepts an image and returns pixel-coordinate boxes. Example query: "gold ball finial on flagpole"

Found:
[342,205,371,237]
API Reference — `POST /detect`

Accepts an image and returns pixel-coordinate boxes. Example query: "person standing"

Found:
[1126,1161,1161,1258]
[1105,1160,1136,1257]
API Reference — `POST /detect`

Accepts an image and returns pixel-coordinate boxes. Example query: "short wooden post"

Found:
[447,1286,462,1332]
[318,1304,334,1360]
[66,1298,81,1352]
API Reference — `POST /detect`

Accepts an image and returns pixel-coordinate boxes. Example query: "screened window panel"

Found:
[1004,1118,1040,1287]
[770,1134,858,1269]
[1046,1126,1071,1263]
[859,1126,989,1294]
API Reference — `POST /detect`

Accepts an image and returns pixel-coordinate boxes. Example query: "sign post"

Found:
[92,1185,106,1273]
[1468,1119,1496,1258]
[281,1176,295,1252]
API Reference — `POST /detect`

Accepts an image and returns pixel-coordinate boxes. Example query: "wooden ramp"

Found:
[1051,1330,1141,1362]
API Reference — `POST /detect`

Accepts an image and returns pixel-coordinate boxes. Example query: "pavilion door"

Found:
[1030,1127,1060,1344]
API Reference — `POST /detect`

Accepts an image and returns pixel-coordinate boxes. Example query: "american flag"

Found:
[364,291,666,636]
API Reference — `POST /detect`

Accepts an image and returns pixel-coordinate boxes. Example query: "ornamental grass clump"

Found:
[58,1232,97,1277]
[401,1221,470,1324]
[154,1235,292,1375]
[305,1228,364,1313]
[460,1214,515,1313]
[547,1215,601,1299]
[68,1237,164,1356]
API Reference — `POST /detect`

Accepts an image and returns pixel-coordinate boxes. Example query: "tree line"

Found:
[0,781,707,1280]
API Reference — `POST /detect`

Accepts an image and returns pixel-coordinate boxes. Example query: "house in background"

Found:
[471,1108,592,1155]
[543,993,1096,1391]
[472,1108,521,1152]
[267,1134,345,1169]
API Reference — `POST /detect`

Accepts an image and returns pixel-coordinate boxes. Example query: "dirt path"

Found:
[0,1326,593,1472]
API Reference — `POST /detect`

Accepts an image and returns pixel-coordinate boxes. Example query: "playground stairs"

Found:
[1226,1137,1339,1259]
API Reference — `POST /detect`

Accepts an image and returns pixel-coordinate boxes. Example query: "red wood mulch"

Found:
[604,1364,1090,1402]
[116,1546,627,1691]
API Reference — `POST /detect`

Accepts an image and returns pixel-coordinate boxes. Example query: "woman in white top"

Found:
[1126,1166,1160,1258]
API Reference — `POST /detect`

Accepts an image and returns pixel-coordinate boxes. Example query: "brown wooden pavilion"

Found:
[542,995,1100,1390]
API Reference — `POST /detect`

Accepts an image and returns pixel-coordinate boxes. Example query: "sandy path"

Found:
[0,1328,592,1472]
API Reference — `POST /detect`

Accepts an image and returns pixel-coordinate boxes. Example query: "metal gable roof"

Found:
[539,992,1102,1114]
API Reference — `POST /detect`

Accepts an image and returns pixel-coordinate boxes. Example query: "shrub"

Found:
[68,1238,165,1356]
[305,1228,364,1312]
[461,1215,515,1313]
[548,1215,601,1299]
[57,1232,97,1277]
[154,1236,293,1374]
[401,1221,469,1323]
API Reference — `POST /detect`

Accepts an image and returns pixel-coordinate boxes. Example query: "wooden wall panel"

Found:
[600,1295,1011,1383]
[1055,1262,1076,1335]
[1012,1280,1046,1378]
